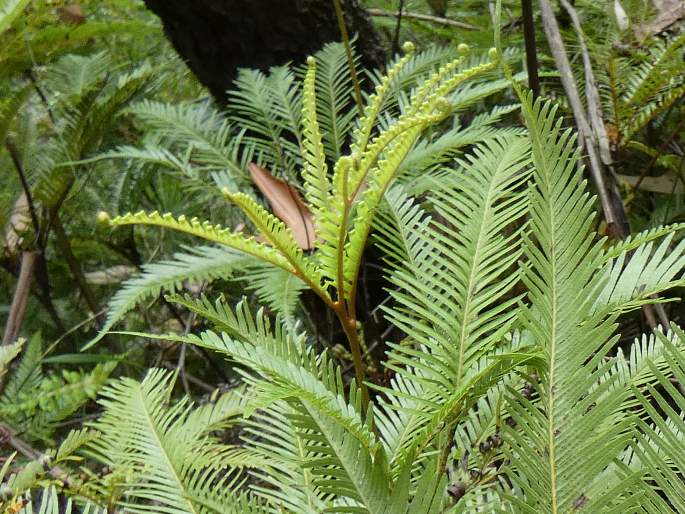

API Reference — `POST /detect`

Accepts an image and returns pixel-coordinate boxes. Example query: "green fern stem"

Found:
[333,302,369,409]
[331,0,363,115]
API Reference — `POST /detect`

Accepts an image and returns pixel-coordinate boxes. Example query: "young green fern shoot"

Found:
[94,43,501,406]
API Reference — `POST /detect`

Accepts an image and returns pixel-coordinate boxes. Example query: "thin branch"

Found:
[366,8,479,30]
[332,0,364,115]
[5,140,40,243]
[1,252,37,347]
[0,422,76,488]
[5,139,66,334]
[52,213,103,325]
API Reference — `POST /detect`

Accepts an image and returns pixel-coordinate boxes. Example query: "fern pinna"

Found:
[46,43,685,513]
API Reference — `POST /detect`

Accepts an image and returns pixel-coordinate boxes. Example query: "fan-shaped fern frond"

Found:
[87,368,262,514]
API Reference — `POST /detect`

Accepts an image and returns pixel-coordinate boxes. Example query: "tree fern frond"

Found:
[630,335,685,513]
[241,401,331,513]
[172,326,377,453]
[595,232,685,316]
[228,68,301,175]
[311,41,358,161]
[127,100,249,187]
[503,93,644,513]
[240,263,307,325]
[350,41,416,156]
[0,339,23,381]
[86,245,253,348]
[104,210,290,269]
[300,56,331,237]
[222,191,325,295]
[45,51,112,99]
[371,136,532,473]
[88,368,259,514]
[2,332,42,401]
[0,0,31,33]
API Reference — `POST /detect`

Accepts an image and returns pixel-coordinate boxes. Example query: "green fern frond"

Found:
[104,210,290,269]
[350,41,416,156]
[311,42,358,161]
[0,0,31,33]
[301,55,332,229]
[2,332,42,402]
[86,245,253,348]
[0,339,23,381]
[240,264,307,324]
[222,190,326,296]
[128,99,250,187]
[88,368,261,514]
[503,93,646,513]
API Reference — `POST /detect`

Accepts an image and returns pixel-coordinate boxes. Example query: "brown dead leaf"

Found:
[58,4,86,25]
[248,163,316,250]
[605,122,620,146]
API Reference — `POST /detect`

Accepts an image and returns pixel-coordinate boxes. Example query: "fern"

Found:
[87,245,253,348]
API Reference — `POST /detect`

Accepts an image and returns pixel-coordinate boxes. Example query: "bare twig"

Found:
[1,252,37,347]
[366,8,479,30]
[0,422,75,488]
[52,213,103,325]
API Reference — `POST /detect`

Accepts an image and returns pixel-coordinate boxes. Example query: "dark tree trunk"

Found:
[143,0,384,101]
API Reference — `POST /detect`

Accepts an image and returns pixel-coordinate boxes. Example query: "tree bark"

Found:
[143,0,384,101]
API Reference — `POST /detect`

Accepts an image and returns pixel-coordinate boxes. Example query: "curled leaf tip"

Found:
[488,47,499,61]
[457,43,470,54]
[96,211,111,225]
[306,55,316,66]
[402,41,415,54]
[435,97,451,113]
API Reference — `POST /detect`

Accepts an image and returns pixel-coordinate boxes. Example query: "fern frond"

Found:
[88,368,261,514]
[0,0,31,33]
[350,41,416,156]
[127,99,249,187]
[0,339,23,381]
[106,210,290,268]
[312,41,358,160]
[301,55,331,229]
[86,245,252,348]
[222,191,326,296]
[240,264,307,324]
[503,94,645,513]
[595,232,685,315]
